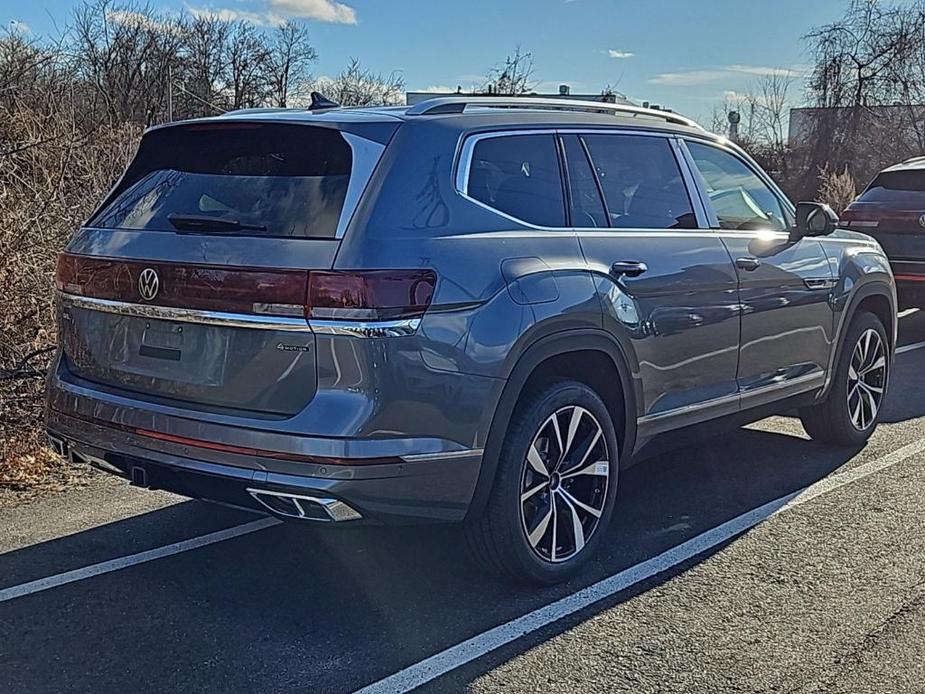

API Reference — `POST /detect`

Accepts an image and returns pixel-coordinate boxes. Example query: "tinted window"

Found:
[562,135,608,228]
[468,134,566,227]
[93,125,353,238]
[860,171,925,204]
[687,141,787,231]
[582,134,696,229]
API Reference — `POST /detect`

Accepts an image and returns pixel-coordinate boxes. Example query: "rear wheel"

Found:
[465,381,619,584]
[799,311,889,446]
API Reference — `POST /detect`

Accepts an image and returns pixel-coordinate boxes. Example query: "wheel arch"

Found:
[466,329,637,521]
[820,278,897,401]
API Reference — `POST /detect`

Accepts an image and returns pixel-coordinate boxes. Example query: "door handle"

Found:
[735,257,761,272]
[610,261,648,278]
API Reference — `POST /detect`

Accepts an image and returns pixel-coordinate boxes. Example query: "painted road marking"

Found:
[354,435,925,694]
[0,517,280,604]
[1,343,923,607]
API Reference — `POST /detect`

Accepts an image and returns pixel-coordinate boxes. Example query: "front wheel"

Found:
[465,381,620,584]
[799,311,890,446]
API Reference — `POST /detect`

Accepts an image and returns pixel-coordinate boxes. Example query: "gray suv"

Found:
[47,96,897,583]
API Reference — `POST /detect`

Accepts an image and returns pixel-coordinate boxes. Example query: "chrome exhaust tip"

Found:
[246,488,362,523]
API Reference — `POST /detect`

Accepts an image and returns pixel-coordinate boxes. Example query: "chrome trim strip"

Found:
[59,292,313,332]
[637,372,825,425]
[400,448,484,462]
[455,128,702,233]
[308,318,421,337]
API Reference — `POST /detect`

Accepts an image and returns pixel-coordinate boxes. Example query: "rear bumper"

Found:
[892,260,925,307]
[46,409,483,525]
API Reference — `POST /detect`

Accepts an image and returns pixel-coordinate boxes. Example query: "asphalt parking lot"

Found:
[2,312,925,694]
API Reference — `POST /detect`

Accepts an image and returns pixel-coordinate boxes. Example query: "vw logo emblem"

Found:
[138,268,160,302]
[919,214,925,229]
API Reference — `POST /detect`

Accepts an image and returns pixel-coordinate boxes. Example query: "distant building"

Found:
[406,83,637,107]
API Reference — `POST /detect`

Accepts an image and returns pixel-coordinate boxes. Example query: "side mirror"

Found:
[794,201,838,238]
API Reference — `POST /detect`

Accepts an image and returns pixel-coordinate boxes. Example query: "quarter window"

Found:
[582,134,697,230]
[686,141,787,231]
[467,134,566,227]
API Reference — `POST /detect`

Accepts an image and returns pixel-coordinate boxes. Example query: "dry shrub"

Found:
[816,164,858,214]
[0,32,139,490]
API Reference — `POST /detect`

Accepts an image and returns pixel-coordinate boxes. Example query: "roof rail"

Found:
[405,96,703,129]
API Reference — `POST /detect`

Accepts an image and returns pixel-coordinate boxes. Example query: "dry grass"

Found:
[816,164,859,214]
[0,446,100,509]
[0,34,139,498]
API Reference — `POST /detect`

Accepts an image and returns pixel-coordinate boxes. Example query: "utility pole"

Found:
[167,64,174,122]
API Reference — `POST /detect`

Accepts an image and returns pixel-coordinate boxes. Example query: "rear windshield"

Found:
[92,124,353,238]
[859,170,925,205]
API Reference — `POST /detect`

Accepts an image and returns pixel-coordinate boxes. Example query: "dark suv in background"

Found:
[47,96,896,583]
[843,157,925,308]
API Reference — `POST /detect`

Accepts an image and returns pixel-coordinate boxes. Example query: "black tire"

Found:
[465,380,620,584]
[799,311,890,446]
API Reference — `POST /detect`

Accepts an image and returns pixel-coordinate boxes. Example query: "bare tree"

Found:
[72,0,184,124]
[226,21,270,110]
[482,46,536,95]
[267,21,317,107]
[802,1,925,192]
[314,57,404,106]
[177,13,232,116]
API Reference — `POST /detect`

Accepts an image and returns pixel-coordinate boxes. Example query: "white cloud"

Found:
[268,0,357,24]
[106,9,180,33]
[187,0,358,27]
[8,19,30,34]
[649,64,809,86]
[608,49,634,59]
[416,85,456,94]
[187,6,282,26]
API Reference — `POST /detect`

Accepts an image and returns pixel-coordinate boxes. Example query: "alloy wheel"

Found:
[847,328,887,431]
[519,406,610,563]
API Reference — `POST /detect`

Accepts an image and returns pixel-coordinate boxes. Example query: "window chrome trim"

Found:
[58,292,313,332]
[454,127,711,233]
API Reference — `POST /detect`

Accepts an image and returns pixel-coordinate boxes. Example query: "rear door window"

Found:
[686,141,788,231]
[860,171,925,204]
[581,134,697,230]
[93,124,353,239]
[466,134,566,227]
[562,135,608,228]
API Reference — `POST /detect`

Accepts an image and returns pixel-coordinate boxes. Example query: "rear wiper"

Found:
[167,213,267,233]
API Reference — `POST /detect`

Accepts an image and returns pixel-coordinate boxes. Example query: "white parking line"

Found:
[0,517,280,604]
[355,435,925,694]
[1,343,923,606]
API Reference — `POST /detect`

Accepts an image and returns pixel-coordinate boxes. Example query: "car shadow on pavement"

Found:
[0,419,879,693]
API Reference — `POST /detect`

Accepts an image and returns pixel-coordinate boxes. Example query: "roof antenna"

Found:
[309,92,341,111]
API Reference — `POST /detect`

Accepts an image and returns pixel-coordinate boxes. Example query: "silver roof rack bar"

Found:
[405,96,702,129]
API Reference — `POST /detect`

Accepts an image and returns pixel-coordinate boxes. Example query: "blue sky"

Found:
[4,0,848,121]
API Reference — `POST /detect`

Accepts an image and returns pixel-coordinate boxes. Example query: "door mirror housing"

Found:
[794,201,838,239]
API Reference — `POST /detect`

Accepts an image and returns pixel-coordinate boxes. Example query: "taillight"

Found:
[306,270,436,321]
[839,208,880,229]
[56,253,438,327]
[55,253,308,316]
[841,204,924,231]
